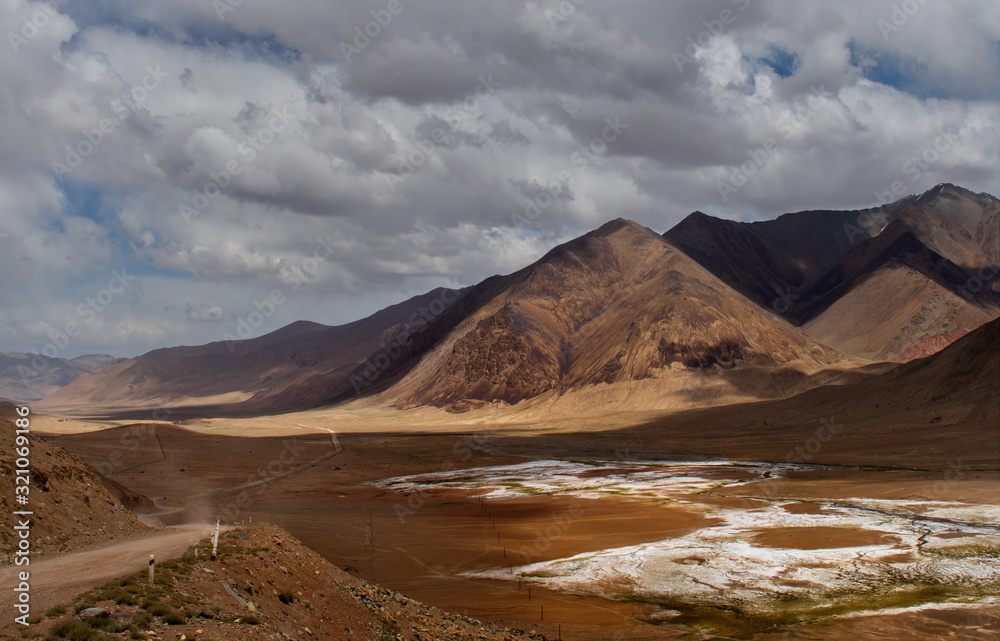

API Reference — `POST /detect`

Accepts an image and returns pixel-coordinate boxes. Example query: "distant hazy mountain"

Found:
[38,287,467,414]
[0,353,118,402]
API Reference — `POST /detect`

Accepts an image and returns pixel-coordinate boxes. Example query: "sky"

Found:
[1,0,998,358]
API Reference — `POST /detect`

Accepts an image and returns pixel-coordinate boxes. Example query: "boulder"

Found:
[78,607,109,620]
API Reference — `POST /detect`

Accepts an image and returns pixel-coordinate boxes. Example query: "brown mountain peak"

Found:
[588,217,660,239]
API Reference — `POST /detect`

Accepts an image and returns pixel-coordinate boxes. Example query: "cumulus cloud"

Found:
[0,0,997,356]
[185,303,226,323]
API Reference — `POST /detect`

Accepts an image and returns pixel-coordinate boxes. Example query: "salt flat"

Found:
[379,460,1000,627]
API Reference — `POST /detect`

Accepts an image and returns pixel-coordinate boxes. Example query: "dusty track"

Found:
[0,524,214,625]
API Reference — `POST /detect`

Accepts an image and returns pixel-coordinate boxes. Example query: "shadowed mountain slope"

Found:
[332,219,844,409]
[37,288,466,414]
[665,184,999,360]
[620,317,1000,469]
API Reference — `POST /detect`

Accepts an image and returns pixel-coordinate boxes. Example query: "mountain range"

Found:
[36,287,465,413]
[36,183,999,416]
[0,353,118,403]
[666,183,999,360]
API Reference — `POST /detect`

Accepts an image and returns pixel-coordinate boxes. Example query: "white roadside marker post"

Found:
[148,555,155,584]
[211,520,220,560]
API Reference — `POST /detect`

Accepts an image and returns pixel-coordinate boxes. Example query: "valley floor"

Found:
[36,416,1000,640]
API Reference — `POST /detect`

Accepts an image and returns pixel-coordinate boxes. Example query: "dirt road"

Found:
[0,524,214,626]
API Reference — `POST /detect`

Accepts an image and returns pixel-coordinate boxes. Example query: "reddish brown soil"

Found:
[47,426,1000,640]
[8,525,557,641]
[748,526,900,550]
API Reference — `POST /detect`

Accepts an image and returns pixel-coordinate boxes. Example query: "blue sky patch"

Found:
[759,46,798,78]
[60,4,301,66]
[847,41,967,100]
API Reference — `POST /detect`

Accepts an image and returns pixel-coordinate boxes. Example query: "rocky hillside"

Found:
[0,404,148,560]
[26,524,551,641]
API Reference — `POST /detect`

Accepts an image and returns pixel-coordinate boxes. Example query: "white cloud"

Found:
[0,0,996,356]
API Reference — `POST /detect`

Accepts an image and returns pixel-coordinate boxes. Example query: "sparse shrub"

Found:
[129,612,153,629]
[46,619,83,637]
[96,587,137,605]
[86,617,125,633]
[44,605,66,617]
[162,611,187,625]
[127,620,152,639]
[277,591,294,604]
[72,597,97,613]
[145,602,172,617]
[116,575,140,588]
[241,615,261,625]
[46,619,117,641]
